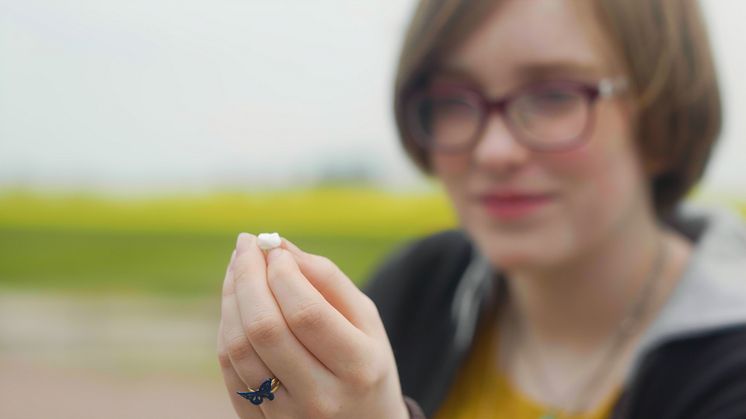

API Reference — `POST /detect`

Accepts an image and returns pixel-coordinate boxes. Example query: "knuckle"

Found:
[316,256,337,274]
[346,361,383,391]
[287,301,326,331]
[318,256,345,283]
[216,348,234,369]
[244,313,284,346]
[224,334,255,363]
[358,294,384,333]
[302,395,340,419]
[360,293,380,317]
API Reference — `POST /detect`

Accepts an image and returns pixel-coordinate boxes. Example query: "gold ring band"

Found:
[247,377,280,393]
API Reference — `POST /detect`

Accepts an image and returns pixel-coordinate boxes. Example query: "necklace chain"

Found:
[505,236,670,419]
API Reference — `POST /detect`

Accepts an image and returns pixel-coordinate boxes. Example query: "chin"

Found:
[474,238,535,269]
[486,250,541,272]
[470,230,563,273]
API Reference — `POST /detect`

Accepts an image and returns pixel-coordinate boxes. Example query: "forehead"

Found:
[438,0,618,90]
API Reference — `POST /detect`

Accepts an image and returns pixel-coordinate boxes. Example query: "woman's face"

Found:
[432,0,651,271]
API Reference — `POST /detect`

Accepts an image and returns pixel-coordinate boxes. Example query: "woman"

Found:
[217,0,746,418]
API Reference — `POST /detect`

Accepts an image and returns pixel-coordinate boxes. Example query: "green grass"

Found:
[0,187,457,297]
[0,227,405,297]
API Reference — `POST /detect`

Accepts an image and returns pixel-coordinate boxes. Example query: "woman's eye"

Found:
[535,90,575,104]
[435,98,474,114]
[524,89,582,114]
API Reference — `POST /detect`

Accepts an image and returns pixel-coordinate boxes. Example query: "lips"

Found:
[477,190,554,220]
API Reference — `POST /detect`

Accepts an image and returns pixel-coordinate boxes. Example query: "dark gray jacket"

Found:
[364,204,746,418]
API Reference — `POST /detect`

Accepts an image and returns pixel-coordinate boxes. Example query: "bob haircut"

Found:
[393,0,722,217]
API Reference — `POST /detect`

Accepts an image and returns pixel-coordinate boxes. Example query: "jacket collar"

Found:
[626,203,746,383]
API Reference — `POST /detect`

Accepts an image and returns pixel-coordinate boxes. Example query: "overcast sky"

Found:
[0,0,743,195]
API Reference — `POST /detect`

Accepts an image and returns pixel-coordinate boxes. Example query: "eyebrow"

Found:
[432,61,604,86]
[513,62,603,80]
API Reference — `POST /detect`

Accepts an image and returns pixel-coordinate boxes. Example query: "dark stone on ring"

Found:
[237,377,280,405]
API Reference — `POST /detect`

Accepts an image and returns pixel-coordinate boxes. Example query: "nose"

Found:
[472,112,531,175]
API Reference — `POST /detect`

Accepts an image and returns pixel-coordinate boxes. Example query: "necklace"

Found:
[504,236,670,419]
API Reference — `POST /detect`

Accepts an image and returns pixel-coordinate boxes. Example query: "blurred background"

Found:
[0,1,743,418]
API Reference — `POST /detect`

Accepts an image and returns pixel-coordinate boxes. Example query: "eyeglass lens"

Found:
[409,84,592,151]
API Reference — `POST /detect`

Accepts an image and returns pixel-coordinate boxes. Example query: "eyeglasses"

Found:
[404,78,628,153]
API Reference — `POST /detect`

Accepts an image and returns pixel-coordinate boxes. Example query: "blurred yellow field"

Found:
[0,187,457,238]
[0,187,458,296]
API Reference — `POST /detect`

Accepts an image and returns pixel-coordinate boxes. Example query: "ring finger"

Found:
[218,319,266,419]
[220,249,292,417]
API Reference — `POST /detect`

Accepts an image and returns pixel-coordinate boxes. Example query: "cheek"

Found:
[553,142,627,199]
[432,153,472,217]
[432,153,471,175]
[547,111,646,229]
[432,153,471,200]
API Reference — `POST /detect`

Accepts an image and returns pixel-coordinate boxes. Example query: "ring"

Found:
[237,377,281,405]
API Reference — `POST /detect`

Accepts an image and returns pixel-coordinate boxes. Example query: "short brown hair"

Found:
[393,0,721,216]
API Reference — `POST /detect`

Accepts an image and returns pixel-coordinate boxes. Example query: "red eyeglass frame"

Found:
[404,78,627,153]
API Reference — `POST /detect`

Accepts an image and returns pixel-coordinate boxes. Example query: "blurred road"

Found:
[0,292,236,419]
[0,358,235,419]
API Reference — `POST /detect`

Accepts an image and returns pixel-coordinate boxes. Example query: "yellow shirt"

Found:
[435,314,621,419]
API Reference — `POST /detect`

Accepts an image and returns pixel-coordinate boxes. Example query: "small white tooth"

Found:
[257,232,282,250]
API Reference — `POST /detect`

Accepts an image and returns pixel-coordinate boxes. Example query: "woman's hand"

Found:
[217,233,410,419]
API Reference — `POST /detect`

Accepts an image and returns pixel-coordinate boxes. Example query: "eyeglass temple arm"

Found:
[598,77,629,98]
